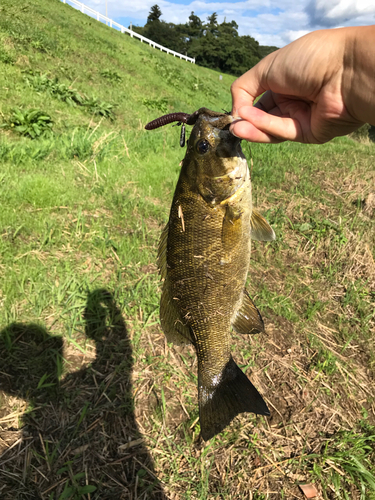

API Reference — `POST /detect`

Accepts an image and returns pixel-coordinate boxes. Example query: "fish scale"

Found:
[167,173,251,373]
[147,108,276,440]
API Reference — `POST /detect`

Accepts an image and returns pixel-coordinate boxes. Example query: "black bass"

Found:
[145,108,275,440]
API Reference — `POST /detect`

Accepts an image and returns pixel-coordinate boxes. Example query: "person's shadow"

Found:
[0,289,166,499]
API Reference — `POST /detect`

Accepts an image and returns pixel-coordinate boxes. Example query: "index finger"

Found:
[231,53,277,116]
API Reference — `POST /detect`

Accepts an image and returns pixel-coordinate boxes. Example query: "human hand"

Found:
[230,27,374,144]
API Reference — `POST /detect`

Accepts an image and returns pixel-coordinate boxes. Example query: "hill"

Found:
[0,0,374,499]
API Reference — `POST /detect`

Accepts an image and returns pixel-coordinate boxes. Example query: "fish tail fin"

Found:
[198,357,269,441]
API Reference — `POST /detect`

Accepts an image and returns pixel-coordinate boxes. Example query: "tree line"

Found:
[132,6,278,77]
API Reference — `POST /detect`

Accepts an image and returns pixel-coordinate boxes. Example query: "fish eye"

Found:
[196,139,210,155]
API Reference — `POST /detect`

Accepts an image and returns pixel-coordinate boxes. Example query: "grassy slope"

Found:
[0,1,374,499]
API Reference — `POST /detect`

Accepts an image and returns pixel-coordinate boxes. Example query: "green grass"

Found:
[0,0,374,499]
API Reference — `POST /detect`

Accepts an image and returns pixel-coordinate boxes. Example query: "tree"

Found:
[134,9,278,76]
[192,18,264,76]
[144,20,186,53]
[185,11,203,50]
[207,12,218,26]
[189,12,202,31]
[147,5,162,24]
[206,12,219,36]
[259,45,279,58]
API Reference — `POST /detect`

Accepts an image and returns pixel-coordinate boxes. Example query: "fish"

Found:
[145,108,275,440]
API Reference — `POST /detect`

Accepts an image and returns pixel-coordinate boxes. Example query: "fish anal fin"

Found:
[251,209,275,241]
[199,357,270,440]
[232,289,264,335]
[160,279,193,346]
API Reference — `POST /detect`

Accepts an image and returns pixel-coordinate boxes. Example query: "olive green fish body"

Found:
[166,167,252,373]
[154,109,274,440]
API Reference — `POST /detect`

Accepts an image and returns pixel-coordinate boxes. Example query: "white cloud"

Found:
[306,0,375,27]
[284,29,311,43]
[75,0,375,47]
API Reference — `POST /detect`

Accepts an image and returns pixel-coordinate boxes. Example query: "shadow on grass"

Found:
[0,289,166,499]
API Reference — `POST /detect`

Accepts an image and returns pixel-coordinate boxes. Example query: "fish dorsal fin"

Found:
[157,223,169,280]
[160,278,194,346]
[250,210,276,241]
[232,289,264,335]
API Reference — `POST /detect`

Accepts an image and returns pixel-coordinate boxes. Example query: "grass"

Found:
[0,0,374,498]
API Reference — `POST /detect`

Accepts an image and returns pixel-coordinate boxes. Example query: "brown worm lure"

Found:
[145,108,235,148]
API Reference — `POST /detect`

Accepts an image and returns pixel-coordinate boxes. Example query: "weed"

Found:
[56,463,96,499]
[84,97,116,120]
[100,69,122,82]
[1,108,53,139]
[312,348,338,376]
[0,49,14,64]
[301,422,375,499]
[30,39,49,53]
[299,216,348,246]
[23,71,116,119]
[154,60,182,89]
[24,72,85,106]
[142,97,169,113]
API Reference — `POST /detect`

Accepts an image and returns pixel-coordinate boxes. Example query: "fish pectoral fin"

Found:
[157,223,169,279]
[250,210,276,241]
[160,279,193,346]
[222,205,242,252]
[198,357,270,441]
[232,289,264,335]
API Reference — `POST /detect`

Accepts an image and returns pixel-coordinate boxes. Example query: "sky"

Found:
[82,0,375,47]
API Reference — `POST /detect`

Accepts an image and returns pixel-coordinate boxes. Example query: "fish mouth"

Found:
[205,114,235,132]
[214,129,243,159]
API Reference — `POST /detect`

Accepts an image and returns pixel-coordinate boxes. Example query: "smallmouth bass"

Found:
[146,108,275,440]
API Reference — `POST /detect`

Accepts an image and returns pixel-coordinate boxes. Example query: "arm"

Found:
[230,26,375,144]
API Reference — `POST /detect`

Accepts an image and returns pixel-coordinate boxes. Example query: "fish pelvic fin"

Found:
[232,289,264,335]
[198,357,270,441]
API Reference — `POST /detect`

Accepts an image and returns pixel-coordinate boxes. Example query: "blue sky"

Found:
[82,0,375,48]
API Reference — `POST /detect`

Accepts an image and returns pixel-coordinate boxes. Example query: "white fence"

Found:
[60,0,195,64]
